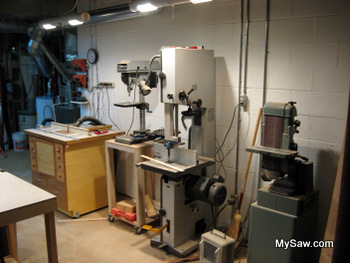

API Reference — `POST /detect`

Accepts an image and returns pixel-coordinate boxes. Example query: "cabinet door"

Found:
[35,140,55,177]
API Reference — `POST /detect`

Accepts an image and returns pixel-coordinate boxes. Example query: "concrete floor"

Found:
[0,149,247,263]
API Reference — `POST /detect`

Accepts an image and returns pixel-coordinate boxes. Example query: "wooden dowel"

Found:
[140,155,185,172]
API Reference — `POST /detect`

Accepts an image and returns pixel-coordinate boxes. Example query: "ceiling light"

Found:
[39,12,91,30]
[137,3,158,12]
[130,0,212,13]
[191,0,212,3]
[68,19,84,26]
[42,24,57,30]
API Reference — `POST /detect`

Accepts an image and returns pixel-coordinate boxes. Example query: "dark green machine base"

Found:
[247,185,319,263]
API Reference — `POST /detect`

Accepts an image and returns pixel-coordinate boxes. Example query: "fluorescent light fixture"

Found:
[130,0,212,12]
[137,3,158,12]
[42,23,57,30]
[39,12,90,30]
[191,0,212,3]
[68,19,84,26]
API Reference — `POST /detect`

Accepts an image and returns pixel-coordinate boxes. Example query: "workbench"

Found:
[0,171,58,263]
[25,125,124,217]
[105,139,158,232]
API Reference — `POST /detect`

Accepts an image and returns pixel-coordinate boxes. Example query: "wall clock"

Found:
[87,48,98,64]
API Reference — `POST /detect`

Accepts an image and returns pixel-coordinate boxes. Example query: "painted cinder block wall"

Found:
[77,0,349,255]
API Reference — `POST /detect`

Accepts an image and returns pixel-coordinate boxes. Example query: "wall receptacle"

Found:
[98,82,115,88]
[240,95,248,111]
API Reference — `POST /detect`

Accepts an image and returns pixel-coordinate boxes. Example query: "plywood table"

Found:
[105,139,156,230]
[0,171,58,263]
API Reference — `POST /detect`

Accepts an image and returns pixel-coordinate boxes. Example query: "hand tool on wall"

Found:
[227,107,262,240]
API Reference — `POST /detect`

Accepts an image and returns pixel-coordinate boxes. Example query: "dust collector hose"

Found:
[73,116,105,127]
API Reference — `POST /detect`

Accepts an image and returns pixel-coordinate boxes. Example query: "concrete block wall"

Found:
[77,0,349,256]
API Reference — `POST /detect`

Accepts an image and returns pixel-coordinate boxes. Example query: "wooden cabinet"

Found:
[27,129,124,217]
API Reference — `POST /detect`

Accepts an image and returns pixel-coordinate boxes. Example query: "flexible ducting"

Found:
[73,116,105,127]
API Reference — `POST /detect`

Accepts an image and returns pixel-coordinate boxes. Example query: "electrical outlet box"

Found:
[98,82,115,88]
[239,95,248,111]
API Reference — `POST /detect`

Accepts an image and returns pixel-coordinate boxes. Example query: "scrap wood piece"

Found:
[86,124,112,132]
[57,218,107,223]
[140,155,185,172]
[116,200,136,213]
[144,194,157,218]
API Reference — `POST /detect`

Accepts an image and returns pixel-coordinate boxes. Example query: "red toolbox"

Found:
[111,207,136,222]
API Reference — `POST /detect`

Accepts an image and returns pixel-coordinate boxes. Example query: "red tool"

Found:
[94,130,108,135]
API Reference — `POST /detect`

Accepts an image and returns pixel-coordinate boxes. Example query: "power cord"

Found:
[206,200,232,232]
[215,103,241,157]
[106,87,120,130]
[126,81,138,135]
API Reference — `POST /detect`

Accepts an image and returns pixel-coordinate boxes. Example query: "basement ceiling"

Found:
[0,0,130,33]
[0,0,130,20]
[0,0,76,33]
[0,0,76,20]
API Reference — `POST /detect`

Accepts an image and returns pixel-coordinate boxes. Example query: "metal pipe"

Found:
[28,5,160,33]
[234,0,245,196]
[262,0,270,107]
[40,41,71,83]
[238,0,244,100]
[27,30,52,79]
[85,5,161,26]
[258,0,270,188]
[243,0,250,96]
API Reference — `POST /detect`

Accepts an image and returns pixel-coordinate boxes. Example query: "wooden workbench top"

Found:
[25,128,124,145]
[0,171,57,226]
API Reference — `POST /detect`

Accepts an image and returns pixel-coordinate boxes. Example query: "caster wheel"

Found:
[108,215,116,222]
[73,212,80,219]
[134,227,144,235]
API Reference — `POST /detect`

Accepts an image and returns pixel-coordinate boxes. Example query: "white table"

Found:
[0,171,58,262]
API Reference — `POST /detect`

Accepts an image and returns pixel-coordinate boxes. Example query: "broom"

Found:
[227,107,262,241]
